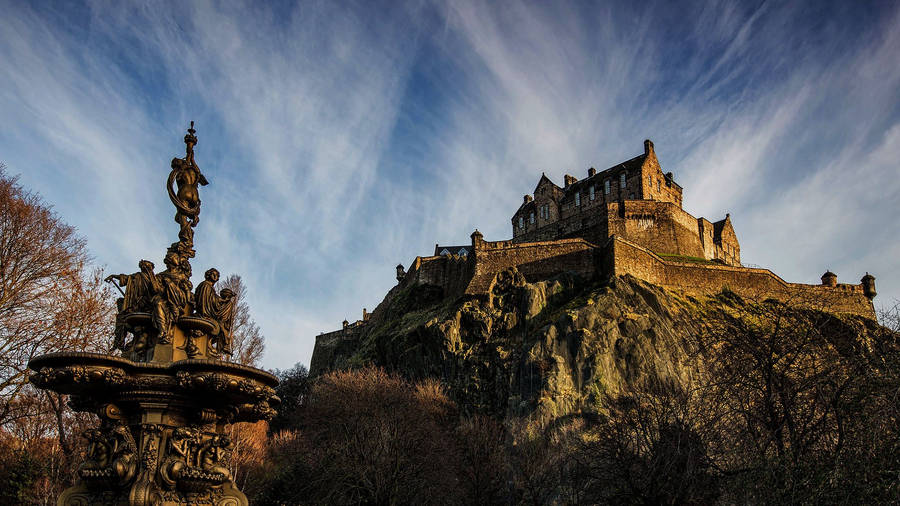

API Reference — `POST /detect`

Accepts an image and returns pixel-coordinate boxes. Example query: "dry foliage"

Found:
[0,165,115,503]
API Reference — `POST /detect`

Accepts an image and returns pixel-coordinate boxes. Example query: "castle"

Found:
[511,140,739,266]
[315,140,877,356]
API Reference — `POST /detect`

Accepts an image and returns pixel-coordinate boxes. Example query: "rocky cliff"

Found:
[311,269,889,421]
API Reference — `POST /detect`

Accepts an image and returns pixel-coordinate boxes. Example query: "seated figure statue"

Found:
[105,260,156,351]
[194,268,236,357]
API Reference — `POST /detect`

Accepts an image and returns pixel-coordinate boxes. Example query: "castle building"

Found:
[314,139,878,362]
[511,140,740,266]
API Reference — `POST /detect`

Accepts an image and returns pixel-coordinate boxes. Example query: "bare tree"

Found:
[218,274,264,367]
[0,165,114,428]
[0,164,115,502]
[253,367,461,505]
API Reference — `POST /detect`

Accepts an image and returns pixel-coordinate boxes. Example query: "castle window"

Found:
[589,185,595,200]
[530,212,535,224]
[519,216,524,229]
[604,180,610,194]
[657,180,661,192]
[648,175,652,187]
[629,193,634,199]
[620,173,626,189]
[575,192,581,206]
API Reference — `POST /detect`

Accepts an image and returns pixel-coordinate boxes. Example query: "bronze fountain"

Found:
[28,123,279,506]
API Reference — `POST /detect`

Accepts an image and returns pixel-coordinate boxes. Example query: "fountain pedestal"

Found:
[29,352,278,506]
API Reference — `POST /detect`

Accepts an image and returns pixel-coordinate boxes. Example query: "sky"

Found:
[1,0,898,371]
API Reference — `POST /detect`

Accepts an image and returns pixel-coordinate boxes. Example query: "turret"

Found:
[588,167,596,177]
[821,270,837,287]
[396,263,405,282]
[861,273,876,299]
[471,229,484,248]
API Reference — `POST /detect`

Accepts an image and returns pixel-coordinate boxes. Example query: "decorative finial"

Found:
[184,120,198,152]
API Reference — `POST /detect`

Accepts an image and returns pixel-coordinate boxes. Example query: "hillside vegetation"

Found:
[291,270,900,503]
[316,270,893,416]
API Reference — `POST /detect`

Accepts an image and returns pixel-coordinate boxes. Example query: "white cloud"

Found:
[1,0,898,369]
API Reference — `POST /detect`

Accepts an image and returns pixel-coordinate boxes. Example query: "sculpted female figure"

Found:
[168,122,208,243]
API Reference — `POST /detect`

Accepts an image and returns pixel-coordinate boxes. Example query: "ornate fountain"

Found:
[28,124,279,506]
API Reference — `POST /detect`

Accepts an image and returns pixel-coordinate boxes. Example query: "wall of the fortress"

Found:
[606,201,707,259]
[608,236,875,318]
[466,237,597,294]
[310,321,366,375]
[402,254,475,299]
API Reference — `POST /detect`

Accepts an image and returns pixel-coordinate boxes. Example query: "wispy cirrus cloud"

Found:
[1,0,898,369]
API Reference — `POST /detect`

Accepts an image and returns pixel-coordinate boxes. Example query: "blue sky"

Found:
[2,0,898,370]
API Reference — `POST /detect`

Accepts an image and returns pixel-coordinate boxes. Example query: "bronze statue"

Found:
[106,260,156,350]
[151,252,191,345]
[217,288,236,356]
[78,420,137,487]
[199,435,233,480]
[105,260,156,314]
[168,121,208,244]
[194,268,236,357]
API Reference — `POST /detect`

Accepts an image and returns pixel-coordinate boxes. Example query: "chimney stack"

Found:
[588,167,596,177]
[564,174,578,187]
[524,194,533,203]
[644,139,654,155]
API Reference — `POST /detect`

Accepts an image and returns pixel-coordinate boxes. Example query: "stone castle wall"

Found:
[315,230,874,354]
[466,237,597,294]
[402,254,475,298]
[606,200,707,259]
[395,234,873,319]
[512,198,740,266]
[607,236,874,318]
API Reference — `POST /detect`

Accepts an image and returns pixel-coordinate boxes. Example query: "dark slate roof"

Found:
[712,215,731,242]
[524,153,648,204]
[565,154,646,194]
[434,245,471,256]
[533,173,561,193]
[514,198,537,215]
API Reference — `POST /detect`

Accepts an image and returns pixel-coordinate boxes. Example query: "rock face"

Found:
[311,269,882,421]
